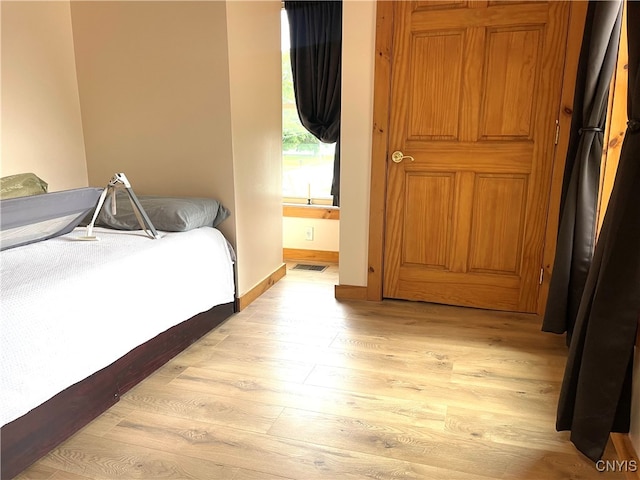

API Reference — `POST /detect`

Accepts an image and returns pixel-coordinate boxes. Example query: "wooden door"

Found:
[383,1,571,313]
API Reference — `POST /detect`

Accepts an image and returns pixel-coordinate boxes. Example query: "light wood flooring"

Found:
[18,262,629,479]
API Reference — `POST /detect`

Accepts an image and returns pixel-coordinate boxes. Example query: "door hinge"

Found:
[539,267,544,285]
[554,120,560,145]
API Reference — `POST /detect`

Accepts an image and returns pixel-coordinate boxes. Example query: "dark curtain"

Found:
[285,1,342,206]
[542,1,623,343]
[554,0,640,462]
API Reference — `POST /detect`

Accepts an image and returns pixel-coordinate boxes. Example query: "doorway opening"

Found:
[281,7,340,271]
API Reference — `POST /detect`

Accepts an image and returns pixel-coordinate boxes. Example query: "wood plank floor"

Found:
[18,262,629,479]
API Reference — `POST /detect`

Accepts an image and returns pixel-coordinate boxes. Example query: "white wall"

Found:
[339,1,376,286]
[226,0,283,296]
[283,217,339,252]
[70,0,283,297]
[70,1,238,244]
[1,1,88,192]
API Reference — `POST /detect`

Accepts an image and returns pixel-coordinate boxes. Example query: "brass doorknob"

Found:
[391,151,415,163]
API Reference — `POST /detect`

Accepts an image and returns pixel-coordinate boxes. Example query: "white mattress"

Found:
[0,227,235,427]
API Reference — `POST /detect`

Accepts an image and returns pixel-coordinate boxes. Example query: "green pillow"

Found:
[0,173,48,199]
[91,191,230,232]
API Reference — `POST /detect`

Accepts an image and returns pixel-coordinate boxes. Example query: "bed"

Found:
[0,184,236,478]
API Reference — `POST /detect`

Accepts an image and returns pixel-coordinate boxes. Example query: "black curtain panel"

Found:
[285,1,342,206]
[554,0,640,462]
[542,1,623,343]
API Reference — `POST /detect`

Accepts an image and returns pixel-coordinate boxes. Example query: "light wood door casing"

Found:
[383,1,571,313]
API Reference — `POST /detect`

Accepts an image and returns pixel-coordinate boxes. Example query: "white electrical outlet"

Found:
[304,226,314,241]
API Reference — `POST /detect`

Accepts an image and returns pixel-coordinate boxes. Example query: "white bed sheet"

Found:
[0,227,235,427]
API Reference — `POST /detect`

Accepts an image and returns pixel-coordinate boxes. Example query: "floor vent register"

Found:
[292,264,328,272]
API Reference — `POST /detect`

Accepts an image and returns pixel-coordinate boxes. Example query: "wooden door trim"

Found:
[537,1,588,315]
[366,1,393,301]
[367,1,588,310]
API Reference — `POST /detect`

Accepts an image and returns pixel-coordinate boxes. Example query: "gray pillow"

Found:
[92,191,230,232]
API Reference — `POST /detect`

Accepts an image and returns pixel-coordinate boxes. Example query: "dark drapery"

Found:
[542,1,623,343]
[554,0,640,462]
[285,1,342,206]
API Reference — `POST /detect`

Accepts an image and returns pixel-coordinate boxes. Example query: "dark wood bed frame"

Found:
[0,301,236,479]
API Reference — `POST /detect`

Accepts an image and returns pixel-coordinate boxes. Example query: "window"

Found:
[281,9,336,205]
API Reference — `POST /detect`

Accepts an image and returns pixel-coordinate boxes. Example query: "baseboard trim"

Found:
[334,284,368,301]
[237,263,286,311]
[283,248,339,263]
[611,433,640,480]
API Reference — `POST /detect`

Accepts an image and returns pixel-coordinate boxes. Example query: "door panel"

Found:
[383,1,570,312]
[468,175,527,274]
[403,173,455,268]
[415,1,469,11]
[481,27,542,138]
[409,32,464,139]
